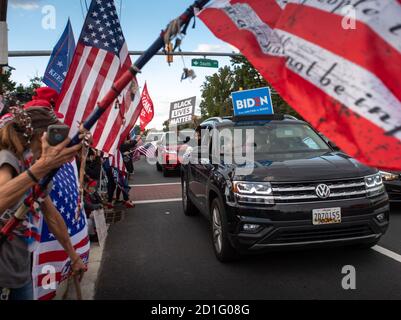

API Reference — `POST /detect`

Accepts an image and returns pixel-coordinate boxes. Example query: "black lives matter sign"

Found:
[169,97,196,125]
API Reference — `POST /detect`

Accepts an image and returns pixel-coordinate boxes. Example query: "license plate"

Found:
[312,207,341,225]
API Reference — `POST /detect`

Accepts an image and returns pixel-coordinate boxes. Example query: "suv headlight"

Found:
[364,173,385,197]
[233,181,274,205]
[380,171,400,181]
[233,182,272,195]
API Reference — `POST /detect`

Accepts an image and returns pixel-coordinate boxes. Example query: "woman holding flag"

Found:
[0,102,87,300]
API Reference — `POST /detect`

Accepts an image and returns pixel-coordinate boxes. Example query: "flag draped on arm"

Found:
[56,0,141,155]
[32,162,90,300]
[43,19,76,93]
[199,0,401,170]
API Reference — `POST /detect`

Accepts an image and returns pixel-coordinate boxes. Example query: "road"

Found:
[95,159,401,300]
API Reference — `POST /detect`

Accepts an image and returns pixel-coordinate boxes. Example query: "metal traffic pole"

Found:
[0,0,9,99]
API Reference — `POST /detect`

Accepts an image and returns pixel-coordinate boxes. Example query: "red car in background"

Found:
[156,131,194,177]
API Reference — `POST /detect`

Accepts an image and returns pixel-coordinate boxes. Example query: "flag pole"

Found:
[0,0,211,245]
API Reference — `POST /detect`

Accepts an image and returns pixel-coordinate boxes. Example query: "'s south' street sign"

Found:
[192,58,219,68]
[231,87,274,116]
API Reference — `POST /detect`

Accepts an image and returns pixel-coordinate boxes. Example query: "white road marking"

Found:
[372,245,401,264]
[133,198,182,205]
[130,183,181,187]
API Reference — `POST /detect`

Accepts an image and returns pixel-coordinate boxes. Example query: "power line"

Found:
[79,0,85,20]
[9,50,242,58]
[119,0,123,22]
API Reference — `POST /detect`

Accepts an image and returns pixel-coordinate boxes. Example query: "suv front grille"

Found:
[271,178,367,203]
[267,224,375,244]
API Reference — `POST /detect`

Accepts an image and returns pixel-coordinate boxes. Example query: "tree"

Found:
[200,56,300,120]
[0,70,44,115]
[200,66,235,120]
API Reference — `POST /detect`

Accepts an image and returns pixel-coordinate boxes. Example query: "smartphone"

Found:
[47,125,70,146]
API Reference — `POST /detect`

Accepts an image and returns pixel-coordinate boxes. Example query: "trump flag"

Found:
[43,19,76,93]
[139,83,154,131]
[199,0,401,171]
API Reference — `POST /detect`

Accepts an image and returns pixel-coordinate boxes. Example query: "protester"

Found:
[103,156,135,209]
[120,136,139,177]
[0,106,86,300]
[114,168,134,208]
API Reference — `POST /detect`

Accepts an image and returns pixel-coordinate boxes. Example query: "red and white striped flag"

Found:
[57,0,141,155]
[111,151,126,173]
[199,0,401,171]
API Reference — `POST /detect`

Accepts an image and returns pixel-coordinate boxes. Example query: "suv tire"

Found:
[182,176,198,216]
[162,167,169,177]
[210,197,238,262]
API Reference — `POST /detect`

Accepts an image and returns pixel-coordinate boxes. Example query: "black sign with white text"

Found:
[169,96,196,125]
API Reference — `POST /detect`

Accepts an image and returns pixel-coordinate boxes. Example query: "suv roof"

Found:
[200,114,303,128]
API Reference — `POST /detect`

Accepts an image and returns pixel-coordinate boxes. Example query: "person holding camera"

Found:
[0,105,86,300]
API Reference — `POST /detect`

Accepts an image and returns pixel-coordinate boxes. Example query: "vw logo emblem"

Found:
[315,184,331,199]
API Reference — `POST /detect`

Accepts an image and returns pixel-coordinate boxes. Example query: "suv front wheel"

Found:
[182,176,198,216]
[210,198,238,262]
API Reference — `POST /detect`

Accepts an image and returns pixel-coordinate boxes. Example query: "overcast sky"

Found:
[7,0,237,130]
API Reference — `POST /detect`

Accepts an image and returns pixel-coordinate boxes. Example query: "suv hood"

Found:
[232,151,376,182]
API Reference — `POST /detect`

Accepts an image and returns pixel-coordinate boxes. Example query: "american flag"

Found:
[111,152,126,173]
[133,142,157,161]
[199,0,401,170]
[32,162,90,300]
[56,0,141,156]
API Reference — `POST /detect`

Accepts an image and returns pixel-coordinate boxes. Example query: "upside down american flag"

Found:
[32,162,90,300]
[199,0,401,171]
[56,0,141,156]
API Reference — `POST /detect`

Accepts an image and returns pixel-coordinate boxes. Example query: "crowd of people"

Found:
[0,87,141,300]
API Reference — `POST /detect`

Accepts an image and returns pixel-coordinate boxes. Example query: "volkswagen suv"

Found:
[181,115,390,262]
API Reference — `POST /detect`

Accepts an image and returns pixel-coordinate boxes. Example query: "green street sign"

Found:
[192,58,219,68]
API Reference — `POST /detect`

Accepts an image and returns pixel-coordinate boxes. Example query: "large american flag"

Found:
[199,0,401,171]
[32,162,90,300]
[57,0,141,156]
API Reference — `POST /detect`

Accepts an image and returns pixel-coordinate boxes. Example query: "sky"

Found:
[6,0,238,130]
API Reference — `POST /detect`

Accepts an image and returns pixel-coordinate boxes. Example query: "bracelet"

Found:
[26,169,40,183]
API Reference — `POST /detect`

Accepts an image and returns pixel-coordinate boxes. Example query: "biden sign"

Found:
[232,87,274,116]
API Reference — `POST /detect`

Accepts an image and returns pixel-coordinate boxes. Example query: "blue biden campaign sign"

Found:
[232,87,274,116]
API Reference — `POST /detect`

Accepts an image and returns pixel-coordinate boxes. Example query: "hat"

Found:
[33,87,59,105]
[24,99,64,120]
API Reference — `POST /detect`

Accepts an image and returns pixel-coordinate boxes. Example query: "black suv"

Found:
[181,115,390,262]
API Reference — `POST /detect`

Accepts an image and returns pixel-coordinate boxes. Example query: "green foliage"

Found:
[200,56,300,120]
[0,70,43,112]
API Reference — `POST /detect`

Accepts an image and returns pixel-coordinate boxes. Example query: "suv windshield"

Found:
[218,122,330,155]
[165,132,188,146]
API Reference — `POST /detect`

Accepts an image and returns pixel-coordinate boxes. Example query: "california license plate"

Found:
[312,208,341,225]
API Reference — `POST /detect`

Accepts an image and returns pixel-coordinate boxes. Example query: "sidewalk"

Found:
[62,242,104,300]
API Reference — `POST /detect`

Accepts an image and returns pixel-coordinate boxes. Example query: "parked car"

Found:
[381,171,401,203]
[181,114,390,262]
[320,134,401,203]
[156,130,194,176]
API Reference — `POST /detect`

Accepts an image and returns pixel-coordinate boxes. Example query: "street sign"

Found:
[231,87,274,116]
[169,96,196,125]
[192,58,219,68]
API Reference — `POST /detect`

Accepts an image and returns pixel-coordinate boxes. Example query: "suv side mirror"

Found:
[184,136,191,144]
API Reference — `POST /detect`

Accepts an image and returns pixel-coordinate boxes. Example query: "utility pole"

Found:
[0,0,8,108]
[0,0,8,66]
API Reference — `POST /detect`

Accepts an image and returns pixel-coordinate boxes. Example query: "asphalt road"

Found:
[95,159,401,300]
